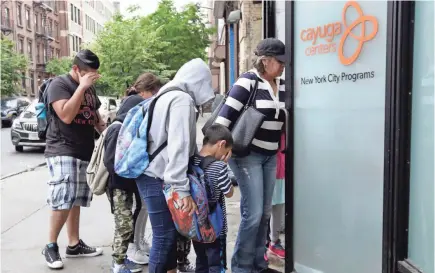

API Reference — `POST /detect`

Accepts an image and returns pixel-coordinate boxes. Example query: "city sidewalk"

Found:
[0,114,284,272]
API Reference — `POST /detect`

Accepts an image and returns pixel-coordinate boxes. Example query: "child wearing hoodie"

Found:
[135,58,215,273]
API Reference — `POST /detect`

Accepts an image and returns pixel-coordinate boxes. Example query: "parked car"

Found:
[1,97,31,126]
[98,96,118,126]
[10,99,45,152]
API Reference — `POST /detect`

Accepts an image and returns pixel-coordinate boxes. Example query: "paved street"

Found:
[0,114,285,272]
[1,126,45,178]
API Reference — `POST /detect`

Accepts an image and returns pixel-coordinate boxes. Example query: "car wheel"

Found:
[15,146,24,152]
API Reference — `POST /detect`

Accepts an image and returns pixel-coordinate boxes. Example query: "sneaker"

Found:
[268,240,285,259]
[42,243,64,269]
[139,239,151,255]
[178,260,195,273]
[124,258,144,273]
[111,262,132,273]
[65,239,103,258]
[127,243,149,265]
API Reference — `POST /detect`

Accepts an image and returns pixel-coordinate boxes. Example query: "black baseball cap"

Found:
[75,49,100,70]
[254,38,286,63]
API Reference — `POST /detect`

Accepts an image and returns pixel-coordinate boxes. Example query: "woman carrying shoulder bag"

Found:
[214,38,286,273]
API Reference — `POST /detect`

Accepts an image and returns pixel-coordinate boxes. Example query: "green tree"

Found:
[91,0,213,95]
[144,0,214,70]
[1,39,27,96]
[46,57,73,76]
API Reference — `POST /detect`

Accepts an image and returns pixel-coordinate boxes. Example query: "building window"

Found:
[54,1,58,13]
[17,3,22,26]
[25,7,31,29]
[34,12,38,31]
[36,43,40,63]
[54,22,59,40]
[43,47,47,62]
[47,18,52,37]
[21,72,26,88]
[78,9,81,25]
[18,38,24,54]
[30,72,34,95]
[56,49,60,58]
[28,40,32,59]
[50,47,54,60]
[4,7,10,28]
[70,4,73,21]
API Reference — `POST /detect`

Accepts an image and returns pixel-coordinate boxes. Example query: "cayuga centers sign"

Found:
[299,1,379,85]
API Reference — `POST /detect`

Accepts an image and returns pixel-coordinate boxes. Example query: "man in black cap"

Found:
[42,49,106,269]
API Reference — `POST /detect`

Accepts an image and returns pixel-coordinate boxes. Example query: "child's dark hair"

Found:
[203,124,233,148]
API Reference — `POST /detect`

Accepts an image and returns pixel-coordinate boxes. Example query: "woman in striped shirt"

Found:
[215,38,286,273]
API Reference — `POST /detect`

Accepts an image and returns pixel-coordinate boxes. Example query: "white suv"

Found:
[98,96,118,126]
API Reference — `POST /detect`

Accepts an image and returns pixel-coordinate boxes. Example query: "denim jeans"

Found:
[192,237,224,273]
[229,152,277,273]
[136,175,177,273]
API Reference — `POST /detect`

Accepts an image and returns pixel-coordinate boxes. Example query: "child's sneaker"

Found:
[127,243,149,265]
[124,258,144,273]
[268,240,285,259]
[111,262,132,273]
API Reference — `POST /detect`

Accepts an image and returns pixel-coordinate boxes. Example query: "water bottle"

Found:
[35,102,46,119]
[35,102,47,139]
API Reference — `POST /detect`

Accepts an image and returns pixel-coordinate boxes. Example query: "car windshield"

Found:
[1,98,17,108]
[24,100,38,114]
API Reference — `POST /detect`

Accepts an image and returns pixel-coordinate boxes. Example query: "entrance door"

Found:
[291,1,388,273]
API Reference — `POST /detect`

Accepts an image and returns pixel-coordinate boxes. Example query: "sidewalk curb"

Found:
[0,162,47,181]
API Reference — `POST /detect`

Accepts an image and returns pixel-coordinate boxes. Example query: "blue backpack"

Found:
[163,156,224,243]
[114,87,181,179]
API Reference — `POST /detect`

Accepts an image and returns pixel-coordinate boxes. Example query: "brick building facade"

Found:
[1,0,116,98]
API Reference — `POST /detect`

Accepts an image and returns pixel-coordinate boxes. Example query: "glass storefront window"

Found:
[407,2,434,272]
[293,1,388,273]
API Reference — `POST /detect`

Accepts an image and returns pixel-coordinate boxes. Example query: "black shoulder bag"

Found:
[202,73,265,157]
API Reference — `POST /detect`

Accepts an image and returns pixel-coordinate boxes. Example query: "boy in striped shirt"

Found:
[192,124,234,273]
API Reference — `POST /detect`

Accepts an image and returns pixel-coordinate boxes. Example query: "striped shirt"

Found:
[215,69,286,155]
[193,156,232,236]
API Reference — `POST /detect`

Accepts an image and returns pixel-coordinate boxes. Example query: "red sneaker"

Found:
[268,240,285,259]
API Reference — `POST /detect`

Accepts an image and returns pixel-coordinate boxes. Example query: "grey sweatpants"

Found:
[270,204,285,242]
[133,193,148,250]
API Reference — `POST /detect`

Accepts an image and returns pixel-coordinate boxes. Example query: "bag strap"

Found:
[199,156,217,170]
[145,87,183,163]
[246,72,259,108]
[146,86,184,131]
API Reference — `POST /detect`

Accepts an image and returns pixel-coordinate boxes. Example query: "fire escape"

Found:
[33,0,54,73]
[1,1,13,36]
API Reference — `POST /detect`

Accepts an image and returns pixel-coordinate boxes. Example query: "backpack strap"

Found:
[199,156,217,170]
[146,86,184,163]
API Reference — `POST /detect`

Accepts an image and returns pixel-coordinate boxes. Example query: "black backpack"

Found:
[37,78,54,140]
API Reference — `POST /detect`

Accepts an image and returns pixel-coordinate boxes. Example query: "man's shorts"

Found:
[46,156,92,210]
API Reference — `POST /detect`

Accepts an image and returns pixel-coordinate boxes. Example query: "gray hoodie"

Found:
[144,58,214,199]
